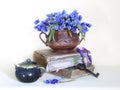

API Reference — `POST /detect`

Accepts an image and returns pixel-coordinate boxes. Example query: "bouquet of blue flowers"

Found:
[34,10,91,41]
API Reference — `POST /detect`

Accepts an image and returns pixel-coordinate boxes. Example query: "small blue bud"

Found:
[50,79,59,84]
[45,80,50,84]
[86,23,92,27]
[34,19,40,25]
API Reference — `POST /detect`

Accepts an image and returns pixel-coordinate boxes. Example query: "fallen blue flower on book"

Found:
[76,47,100,78]
[76,47,92,67]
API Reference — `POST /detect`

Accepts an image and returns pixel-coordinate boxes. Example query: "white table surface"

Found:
[0,62,120,90]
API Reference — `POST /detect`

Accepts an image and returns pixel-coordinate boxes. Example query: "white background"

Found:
[0,0,120,89]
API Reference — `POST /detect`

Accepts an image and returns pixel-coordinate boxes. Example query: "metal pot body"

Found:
[40,30,81,53]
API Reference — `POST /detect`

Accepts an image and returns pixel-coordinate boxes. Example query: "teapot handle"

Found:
[39,32,48,46]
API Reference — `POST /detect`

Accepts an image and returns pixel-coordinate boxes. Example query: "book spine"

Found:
[46,55,82,72]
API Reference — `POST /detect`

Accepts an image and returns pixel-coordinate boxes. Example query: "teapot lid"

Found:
[18,58,39,69]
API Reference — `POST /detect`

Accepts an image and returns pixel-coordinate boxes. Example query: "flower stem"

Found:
[48,30,55,41]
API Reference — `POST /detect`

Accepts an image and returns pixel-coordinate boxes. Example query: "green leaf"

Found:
[79,34,85,44]
[77,24,82,36]
[68,30,72,37]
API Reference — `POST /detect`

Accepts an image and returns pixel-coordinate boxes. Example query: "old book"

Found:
[33,49,91,72]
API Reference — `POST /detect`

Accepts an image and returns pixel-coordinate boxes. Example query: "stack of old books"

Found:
[33,49,94,79]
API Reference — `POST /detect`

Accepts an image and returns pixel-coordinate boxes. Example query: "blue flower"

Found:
[61,23,67,29]
[34,22,48,33]
[70,21,78,27]
[51,79,59,84]
[34,10,92,41]
[76,48,85,58]
[70,10,78,19]
[86,23,92,27]
[34,10,91,33]
[78,15,82,21]
[45,80,50,84]
[71,27,77,33]
[61,10,67,16]
[34,19,40,25]
[45,79,59,84]
[76,47,92,67]
[67,25,72,30]
[81,22,91,35]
